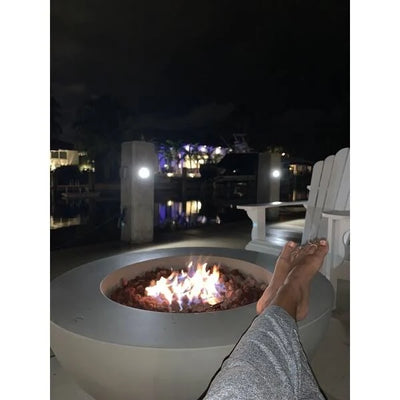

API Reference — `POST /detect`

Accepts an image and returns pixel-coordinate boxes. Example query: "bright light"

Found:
[272,169,281,178]
[138,167,150,179]
[281,152,286,156]
[215,147,221,155]
[188,173,195,178]
[167,172,174,177]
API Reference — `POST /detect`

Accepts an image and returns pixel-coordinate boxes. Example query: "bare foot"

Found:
[280,239,329,320]
[256,241,299,314]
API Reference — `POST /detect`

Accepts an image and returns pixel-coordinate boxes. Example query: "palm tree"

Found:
[162,140,184,174]
[181,143,205,175]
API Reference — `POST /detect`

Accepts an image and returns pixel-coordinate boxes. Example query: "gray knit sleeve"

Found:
[203,305,326,400]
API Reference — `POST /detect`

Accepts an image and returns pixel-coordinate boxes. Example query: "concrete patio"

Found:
[50,217,349,400]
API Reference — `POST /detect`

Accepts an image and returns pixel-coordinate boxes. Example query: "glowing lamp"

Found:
[138,167,150,179]
[271,169,281,178]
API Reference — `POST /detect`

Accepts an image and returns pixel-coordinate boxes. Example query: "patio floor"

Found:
[50,217,350,400]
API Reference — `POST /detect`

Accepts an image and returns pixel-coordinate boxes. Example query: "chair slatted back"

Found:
[302,148,350,243]
[334,150,350,211]
[302,160,323,242]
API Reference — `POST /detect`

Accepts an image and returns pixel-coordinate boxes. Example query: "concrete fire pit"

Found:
[51,247,334,400]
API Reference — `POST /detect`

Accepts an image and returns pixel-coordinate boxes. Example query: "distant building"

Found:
[283,158,313,176]
[50,139,94,172]
[157,143,229,177]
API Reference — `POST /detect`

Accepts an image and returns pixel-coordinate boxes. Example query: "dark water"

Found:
[51,198,120,249]
[50,196,244,250]
[50,187,308,250]
[51,198,226,232]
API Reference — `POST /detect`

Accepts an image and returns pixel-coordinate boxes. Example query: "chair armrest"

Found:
[237,200,307,210]
[322,210,350,261]
[237,201,307,241]
[322,210,350,220]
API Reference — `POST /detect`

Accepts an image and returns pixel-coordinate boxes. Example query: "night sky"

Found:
[51,0,349,162]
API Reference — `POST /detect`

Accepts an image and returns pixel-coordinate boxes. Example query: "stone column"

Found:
[256,152,281,221]
[120,141,158,244]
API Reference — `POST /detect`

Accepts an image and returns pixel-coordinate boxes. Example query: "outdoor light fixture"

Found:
[271,169,281,178]
[138,166,151,179]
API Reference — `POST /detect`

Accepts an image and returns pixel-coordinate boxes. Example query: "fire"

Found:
[145,261,225,310]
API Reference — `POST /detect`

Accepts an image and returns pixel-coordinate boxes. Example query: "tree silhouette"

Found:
[51,96,63,140]
[73,95,130,182]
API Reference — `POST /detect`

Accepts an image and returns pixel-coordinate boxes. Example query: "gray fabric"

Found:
[203,305,326,400]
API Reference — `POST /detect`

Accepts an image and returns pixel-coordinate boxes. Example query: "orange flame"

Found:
[145,262,225,309]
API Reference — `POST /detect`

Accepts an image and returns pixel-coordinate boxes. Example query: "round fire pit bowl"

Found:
[51,247,334,400]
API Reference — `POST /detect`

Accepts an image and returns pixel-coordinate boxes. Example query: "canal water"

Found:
[50,196,239,250]
[50,185,308,250]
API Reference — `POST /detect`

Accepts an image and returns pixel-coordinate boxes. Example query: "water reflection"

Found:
[50,198,211,231]
[291,189,309,201]
[50,199,90,230]
[50,215,83,230]
[50,189,308,232]
[157,200,210,230]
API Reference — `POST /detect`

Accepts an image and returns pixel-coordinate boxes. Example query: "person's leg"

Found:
[271,239,329,321]
[202,240,329,400]
[256,240,299,314]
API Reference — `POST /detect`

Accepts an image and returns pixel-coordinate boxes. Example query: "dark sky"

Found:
[51,0,349,161]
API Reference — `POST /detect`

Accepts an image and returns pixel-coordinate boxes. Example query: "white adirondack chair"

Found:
[238,147,350,298]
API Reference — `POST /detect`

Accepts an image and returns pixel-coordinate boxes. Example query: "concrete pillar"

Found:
[120,141,158,244]
[257,152,281,221]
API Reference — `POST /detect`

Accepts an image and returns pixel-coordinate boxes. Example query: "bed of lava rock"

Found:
[110,266,267,313]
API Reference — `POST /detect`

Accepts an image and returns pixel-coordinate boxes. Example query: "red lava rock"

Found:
[109,265,266,313]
